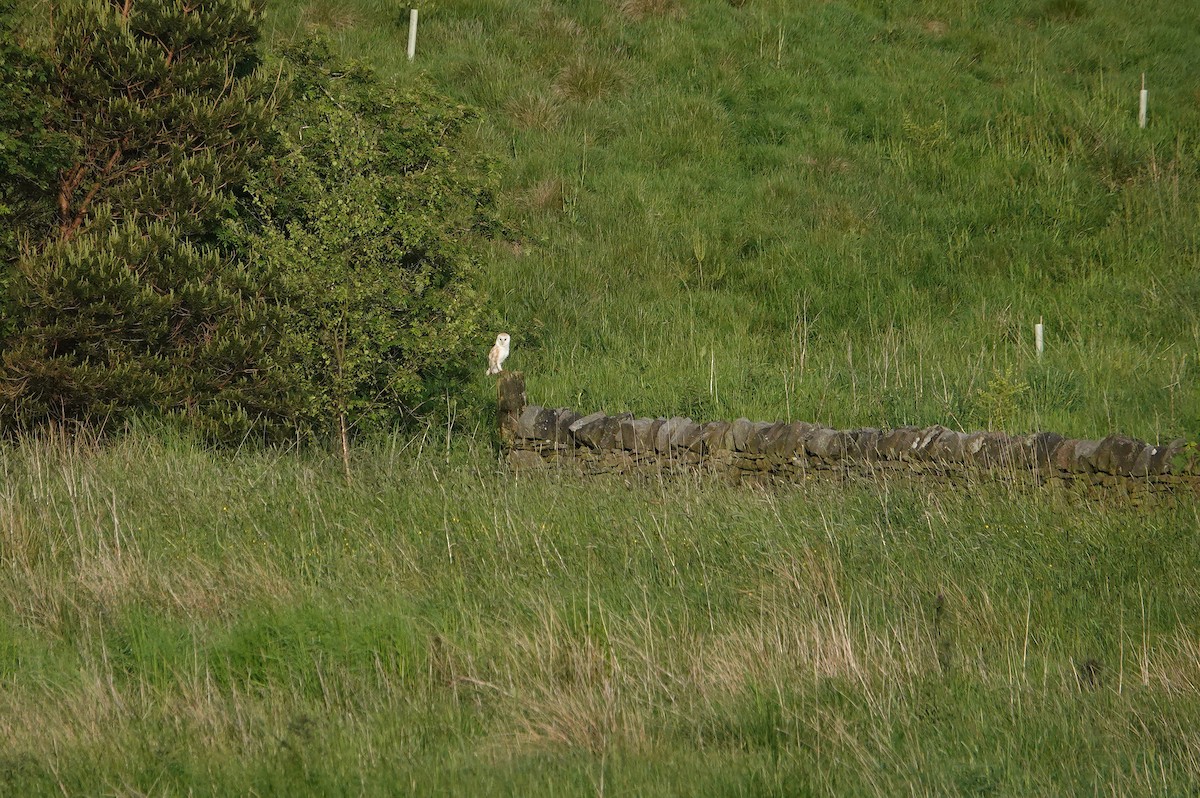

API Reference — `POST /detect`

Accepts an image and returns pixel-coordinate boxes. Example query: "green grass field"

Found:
[2,434,1199,794]
[265,0,1200,442]
[4,0,1200,794]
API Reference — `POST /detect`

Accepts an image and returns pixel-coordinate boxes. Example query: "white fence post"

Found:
[1138,73,1148,129]
[407,9,419,61]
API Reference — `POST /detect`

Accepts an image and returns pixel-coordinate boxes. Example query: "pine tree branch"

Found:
[62,146,122,238]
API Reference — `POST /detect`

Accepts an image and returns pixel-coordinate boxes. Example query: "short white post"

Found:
[1035,318,1044,358]
[407,9,418,61]
[1138,73,1148,129]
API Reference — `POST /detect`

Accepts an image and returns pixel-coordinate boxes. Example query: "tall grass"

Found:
[264,0,1200,441]
[2,432,1200,793]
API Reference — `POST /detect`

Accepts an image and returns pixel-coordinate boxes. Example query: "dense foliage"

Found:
[0,1,73,332]
[235,40,493,439]
[0,0,289,439]
[0,2,493,443]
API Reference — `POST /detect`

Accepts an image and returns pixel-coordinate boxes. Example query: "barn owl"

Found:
[486,333,511,375]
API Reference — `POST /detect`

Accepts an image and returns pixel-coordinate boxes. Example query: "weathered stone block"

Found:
[618,417,639,451]
[730,418,757,451]
[1151,440,1184,475]
[925,428,965,462]
[515,405,557,440]
[669,419,703,450]
[497,371,527,440]
[508,449,546,470]
[1072,440,1101,472]
[1052,438,1079,472]
[805,428,838,459]
[569,411,609,448]
[913,426,950,459]
[1132,449,1157,477]
[741,422,772,454]
[655,417,693,453]
[553,408,581,443]
[777,422,816,457]
[845,428,883,460]
[749,422,785,456]
[964,432,997,463]
[975,433,1018,469]
[879,427,921,460]
[1091,434,1144,475]
[761,424,796,458]
[598,414,631,450]
[1019,431,1065,470]
[693,421,728,453]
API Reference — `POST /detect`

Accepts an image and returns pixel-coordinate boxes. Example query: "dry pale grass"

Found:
[510,678,648,753]
[299,0,361,32]
[2,541,297,637]
[519,177,566,214]
[923,19,949,37]
[0,662,312,763]
[694,550,937,694]
[473,550,941,754]
[552,60,627,103]
[537,9,585,41]
[0,667,127,754]
[505,92,563,132]
[614,0,682,22]
[1145,630,1200,695]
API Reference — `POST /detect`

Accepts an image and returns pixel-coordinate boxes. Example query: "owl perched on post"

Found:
[486,333,511,375]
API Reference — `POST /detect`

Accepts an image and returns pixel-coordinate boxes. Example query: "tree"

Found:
[1,0,297,439]
[0,0,73,335]
[236,39,494,461]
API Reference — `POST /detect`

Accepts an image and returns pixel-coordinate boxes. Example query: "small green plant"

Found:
[1171,440,1199,474]
[973,366,1030,431]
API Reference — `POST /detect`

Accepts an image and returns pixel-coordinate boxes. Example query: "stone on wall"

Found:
[515,405,562,442]
[569,411,609,448]
[879,427,921,460]
[669,418,703,450]
[805,428,838,460]
[1072,440,1102,472]
[730,418,757,451]
[699,421,733,452]
[1092,434,1143,476]
[554,408,581,442]
[620,418,653,452]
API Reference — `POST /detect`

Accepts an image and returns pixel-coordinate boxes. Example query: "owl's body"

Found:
[487,333,511,375]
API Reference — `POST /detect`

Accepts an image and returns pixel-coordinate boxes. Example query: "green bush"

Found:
[235,39,495,442]
[1,7,494,445]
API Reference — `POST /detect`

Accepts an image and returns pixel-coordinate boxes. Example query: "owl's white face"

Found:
[495,333,511,350]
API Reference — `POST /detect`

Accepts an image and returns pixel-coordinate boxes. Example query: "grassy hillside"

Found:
[4,3,1200,796]
[265,0,1200,442]
[2,435,1199,794]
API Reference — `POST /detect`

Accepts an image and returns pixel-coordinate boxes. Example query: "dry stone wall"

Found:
[497,373,1200,503]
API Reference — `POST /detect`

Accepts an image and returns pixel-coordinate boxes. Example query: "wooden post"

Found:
[497,370,526,445]
[1035,318,1044,358]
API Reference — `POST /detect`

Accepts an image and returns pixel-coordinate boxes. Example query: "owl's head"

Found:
[495,333,511,347]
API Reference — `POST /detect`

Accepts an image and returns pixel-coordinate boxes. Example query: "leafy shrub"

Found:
[234,39,495,442]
